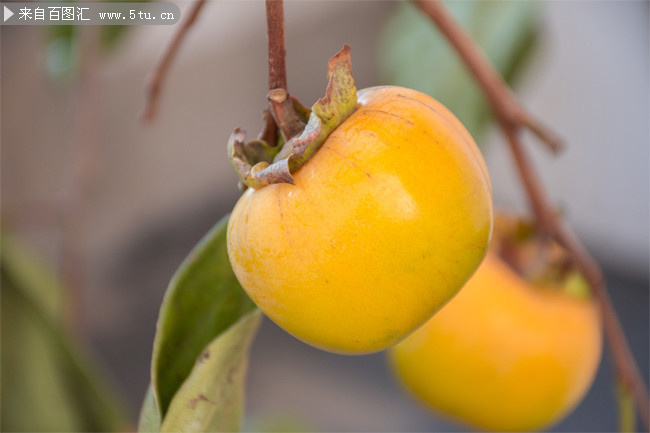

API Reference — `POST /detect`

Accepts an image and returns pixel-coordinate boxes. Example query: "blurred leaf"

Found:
[147,214,258,427]
[160,310,262,433]
[101,24,129,50]
[562,271,591,301]
[0,234,126,432]
[617,381,636,432]
[377,0,539,141]
[44,0,149,81]
[138,385,162,433]
[45,33,79,82]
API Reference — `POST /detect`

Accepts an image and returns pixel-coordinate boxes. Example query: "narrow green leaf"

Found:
[1,232,64,320]
[150,214,257,420]
[161,311,262,433]
[0,234,126,432]
[138,385,162,433]
[377,1,539,141]
[1,273,81,432]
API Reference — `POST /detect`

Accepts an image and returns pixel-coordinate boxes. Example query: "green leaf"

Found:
[138,385,162,433]
[377,1,539,141]
[161,311,262,433]
[149,214,258,422]
[0,234,126,432]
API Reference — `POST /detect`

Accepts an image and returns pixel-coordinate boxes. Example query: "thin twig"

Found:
[60,25,103,337]
[501,126,557,235]
[415,1,649,430]
[141,0,207,123]
[415,0,562,155]
[514,107,563,153]
[265,0,304,140]
[503,125,649,431]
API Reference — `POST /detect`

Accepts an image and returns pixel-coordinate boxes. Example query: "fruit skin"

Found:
[389,253,602,431]
[227,86,493,354]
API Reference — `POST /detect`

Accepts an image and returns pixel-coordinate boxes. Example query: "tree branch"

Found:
[60,25,104,338]
[416,0,562,155]
[265,0,304,140]
[415,1,649,430]
[141,0,207,123]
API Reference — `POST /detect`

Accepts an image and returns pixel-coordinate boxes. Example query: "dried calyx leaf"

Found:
[493,213,590,299]
[228,127,284,189]
[228,44,358,189]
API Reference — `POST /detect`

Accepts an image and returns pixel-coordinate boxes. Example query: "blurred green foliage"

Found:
[45,0,146,81]
[1,234,126,432]
[377,1,539,142]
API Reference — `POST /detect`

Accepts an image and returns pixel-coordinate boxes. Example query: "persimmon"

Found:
[388,246,602,431]
[226,47,492,354]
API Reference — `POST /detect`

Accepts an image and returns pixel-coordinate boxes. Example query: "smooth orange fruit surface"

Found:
[389,253,602,431]
[227,86,493,354]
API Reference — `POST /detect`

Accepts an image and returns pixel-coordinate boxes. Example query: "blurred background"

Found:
[1,1,648,431]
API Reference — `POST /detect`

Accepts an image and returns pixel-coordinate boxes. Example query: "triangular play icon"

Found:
[4,6,14,22]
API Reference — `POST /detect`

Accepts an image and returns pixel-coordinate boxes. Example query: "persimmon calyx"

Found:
[228,44,358,189]
[493,213,591,300]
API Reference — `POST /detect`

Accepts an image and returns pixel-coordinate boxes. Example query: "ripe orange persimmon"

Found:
[389,251,602,431]
[227,86,493,354]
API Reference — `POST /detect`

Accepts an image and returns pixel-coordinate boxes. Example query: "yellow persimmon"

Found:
[227,86,493,354]
[389,252,602,431]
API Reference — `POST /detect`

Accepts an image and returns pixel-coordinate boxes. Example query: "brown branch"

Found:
[265,0,304,140]
[503,126,649,429]
[415,0,562,155]
[141,0,207,123]
[58,25,105,338]
[514,107,563,153]
[501,126,557,235]
[415,1,649,430]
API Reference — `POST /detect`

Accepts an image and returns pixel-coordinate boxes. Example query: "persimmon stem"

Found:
[265,0,304,140]
[415,1,649,430]
[141,0,207,123]
[265,0,287,92]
